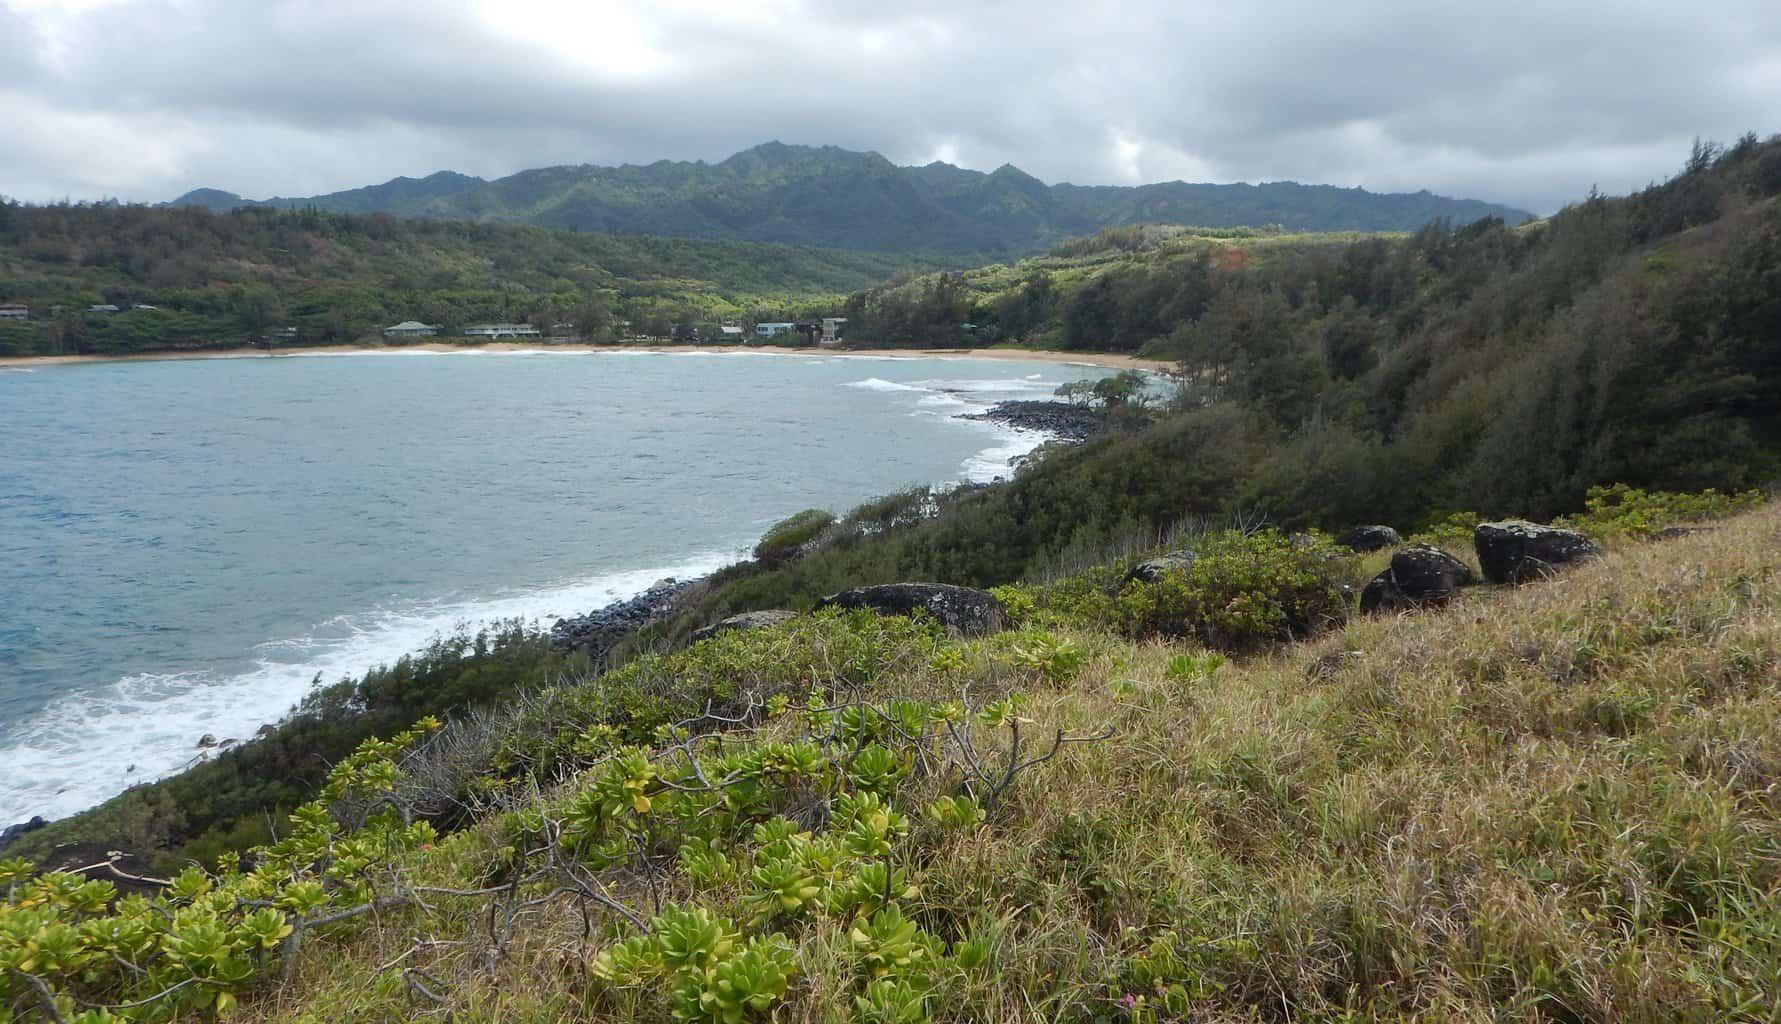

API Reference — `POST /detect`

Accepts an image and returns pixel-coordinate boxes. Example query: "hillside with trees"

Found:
[167,141,1534,257]
[0,203,914,357]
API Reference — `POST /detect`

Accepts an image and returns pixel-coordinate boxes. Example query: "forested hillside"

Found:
[819,137,1781,534]
[0,203,913,356]
[168,141,1533,256]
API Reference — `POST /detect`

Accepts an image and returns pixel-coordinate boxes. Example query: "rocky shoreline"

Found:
[962,400,1110,442]
[548,576,704,663]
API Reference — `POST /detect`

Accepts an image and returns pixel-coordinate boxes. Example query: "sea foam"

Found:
[0,548,741,824]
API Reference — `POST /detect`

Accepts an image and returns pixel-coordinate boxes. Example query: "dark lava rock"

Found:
[1123,551,1197,586]
[1360,545,1476,613]
[962,401,1113,442]
[1336,525,1401,552]
[1474,521,1602,584]
[551,577,700,661]
[691,609,797,642]
[818,583,1008,636]
[196,733,218,749]
[0,816,48,847]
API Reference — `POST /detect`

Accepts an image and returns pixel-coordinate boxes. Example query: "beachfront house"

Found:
[820,317,848,347]
[0,304,27,319]
[718,325,745,341]
[754,322,795,339]
[87,304,121,314]
[462,323,542,339]
[383,320,439,339]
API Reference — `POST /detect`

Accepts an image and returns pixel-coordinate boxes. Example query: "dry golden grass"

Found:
[245,505,1781,1023]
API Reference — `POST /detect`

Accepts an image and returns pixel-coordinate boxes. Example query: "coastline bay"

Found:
[0,350,1105,823]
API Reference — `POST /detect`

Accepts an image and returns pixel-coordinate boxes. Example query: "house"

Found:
[266,326,300,343]
[462,323,542,339]
[754,322,795,339]
[549,322,576,338]
[819,317,848,347]
[0,304,27,320]
[383,320,439,338]
[132,304,158,311]
[718,325,745,341]
[87,304,121,314]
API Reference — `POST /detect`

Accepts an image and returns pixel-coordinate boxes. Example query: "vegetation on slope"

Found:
[0,203,916,357]
[12,135,1780,875]
[169,141,1533,256]
[8,496,1780,1022]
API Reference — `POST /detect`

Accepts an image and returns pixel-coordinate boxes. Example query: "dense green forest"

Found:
[170,141,1533,256]
[0,202,914,356]
[14,136,1779,876]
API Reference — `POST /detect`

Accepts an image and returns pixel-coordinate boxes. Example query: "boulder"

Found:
[1336,525,1401,552]
[0,816,48,847]
[1360,545,1476,613]
[195,733,218,749]
[1123,551,1197,586]
[1474,521,1601,584]
[691,609,797,642]
[818,583,1007,636]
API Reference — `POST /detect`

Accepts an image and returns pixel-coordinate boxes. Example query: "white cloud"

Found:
[0,0,1777,212]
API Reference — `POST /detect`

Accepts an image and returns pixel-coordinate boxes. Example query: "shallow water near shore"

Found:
[0,350,1103,822]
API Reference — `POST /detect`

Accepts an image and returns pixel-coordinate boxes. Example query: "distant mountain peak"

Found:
[163,142,1535,254]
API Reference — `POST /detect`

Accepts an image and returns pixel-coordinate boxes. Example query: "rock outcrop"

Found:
[1360,545,1476,613]
[0,816,48,848]
[1123,551,1198,586]
[817,583,1007,636]
[1336,525,1401,552]
[1474,521,1601,584]
[550,577,700,661]
[691,609,798,642]
[962,401,1112,442]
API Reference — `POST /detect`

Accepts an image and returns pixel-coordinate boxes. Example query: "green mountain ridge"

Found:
[167,141,1535,255]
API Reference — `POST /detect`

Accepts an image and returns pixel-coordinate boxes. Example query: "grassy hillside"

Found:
[0,202,918,357]
[9,497,1780,1023]
[168,142,1534,257]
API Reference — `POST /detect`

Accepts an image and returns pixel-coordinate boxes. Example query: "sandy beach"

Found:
[0,342,1172,373]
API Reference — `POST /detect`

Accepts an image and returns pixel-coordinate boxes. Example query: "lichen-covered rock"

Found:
[1123,551,1197,586]
[1474,521,1602,584]
[1360,545,1475,613]
[817,583,1007,636]
[691,609,797,642]
[1336,525,1401,552]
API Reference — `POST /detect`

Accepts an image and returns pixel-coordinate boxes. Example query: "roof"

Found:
[385,321,436,330]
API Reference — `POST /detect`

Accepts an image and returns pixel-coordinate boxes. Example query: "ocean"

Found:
[0,349,1107,823]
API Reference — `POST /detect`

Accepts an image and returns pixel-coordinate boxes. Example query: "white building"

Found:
[754,322,795,339]
[718,325,745,340]
[0,304,27,320]
[87,304,121,314]
[819,317,848,347]
[383,320,439,338]
[462,323,542,339]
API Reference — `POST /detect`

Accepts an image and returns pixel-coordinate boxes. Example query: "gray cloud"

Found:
[1,0,1777,213]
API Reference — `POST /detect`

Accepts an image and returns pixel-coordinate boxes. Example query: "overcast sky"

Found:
[3,0,1778,214]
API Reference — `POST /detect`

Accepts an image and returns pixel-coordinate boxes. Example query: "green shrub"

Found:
[1113,530,1350,649]
[1558,483,1766,538]
[753,509,836,564]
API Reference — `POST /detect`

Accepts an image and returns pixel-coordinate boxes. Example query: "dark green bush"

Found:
[1112,530,1352,650]
[753,509,837,564]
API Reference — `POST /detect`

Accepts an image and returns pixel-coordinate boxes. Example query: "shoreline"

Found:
[0,342,1171,373]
